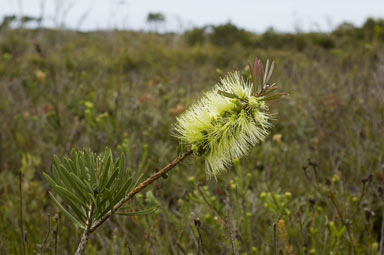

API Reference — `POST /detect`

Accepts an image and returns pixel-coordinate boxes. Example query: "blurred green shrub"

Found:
[209,22,253,47]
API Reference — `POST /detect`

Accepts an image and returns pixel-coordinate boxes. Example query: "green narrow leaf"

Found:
[85,150,97,186]
[88,167,97,188]
[99,153,112,191]
[96,203,112,221]
[96,192,116,220]
[57,164,77,187]
[95,188,114,219]
[69,172,93,195]
[58,165,89,202]
[129,173,143,192]
[63,157,75,174]
[43,172,59,189]
[108,158,120,190]
[96,173,135,220]
[101,174,140,219]
[105,188,114,205]
[90,151,97,172]
[117,207,159,216]
[71,149,77,162]
[49,192,84,229]
[51,186,87,222]
[84,151,94,172]
[112,177,133,207]
[82,151,96,186]
[53,155,62,168]
[86,191,97,206]
[66,200,87,223]
[101,148,112,172]
[75,152,86,180]
[51,165,64,186]
[99,188,113,208]
[53,185,87,208]
[138,144,149,172]
[113,157,120,170]
[118,153,125,182]
[68,157,78,175]
[104,167,119,191]
[94,196,101,219]
[55,165,74,193]
[83,150,91,166]
[106,173,142,214]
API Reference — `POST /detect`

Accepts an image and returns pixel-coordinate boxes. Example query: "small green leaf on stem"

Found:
[117,206,159,216]
[48,192,84,229]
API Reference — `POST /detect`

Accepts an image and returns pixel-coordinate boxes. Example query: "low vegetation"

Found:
[0,17,384,254]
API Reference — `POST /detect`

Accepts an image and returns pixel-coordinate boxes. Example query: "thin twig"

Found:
[188,224,200,253]
[19,170,25,255]
[53,214,59,255]
[379,204,384,255]
[127,244,134,255]
[224,215,237,255]
[196,184,223,221]
[357,174,373,207]
[273,223,277,255]
[197,227,204,255]
[38,214,51,254]
[89,150,192,233]
[194,218,205,255]
[177,242,187,255]
[357,182,368,208]
[225,192,239,255]
[277,220,295,255]
[329,192,357,255]
[235,230,249,254]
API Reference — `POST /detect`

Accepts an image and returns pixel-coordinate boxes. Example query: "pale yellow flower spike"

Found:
[174,58,284,177]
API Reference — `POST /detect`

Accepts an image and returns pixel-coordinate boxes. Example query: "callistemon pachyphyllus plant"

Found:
[44,57,286,255]
[174,58,287,177]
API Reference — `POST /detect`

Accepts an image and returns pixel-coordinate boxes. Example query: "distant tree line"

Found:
[1,12,383,50]
[184,18,384,49]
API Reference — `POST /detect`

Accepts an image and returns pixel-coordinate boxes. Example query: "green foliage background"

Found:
[1,18,384,254]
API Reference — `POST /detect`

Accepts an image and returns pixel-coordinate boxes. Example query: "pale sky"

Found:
[1,0,384,32]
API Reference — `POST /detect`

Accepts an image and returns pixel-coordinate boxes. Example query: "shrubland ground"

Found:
[1,19,384,254]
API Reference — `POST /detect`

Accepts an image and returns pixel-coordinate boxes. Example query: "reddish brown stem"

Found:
[89,150,193,233]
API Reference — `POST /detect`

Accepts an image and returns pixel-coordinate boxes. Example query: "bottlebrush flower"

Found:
[173,58,286,177]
